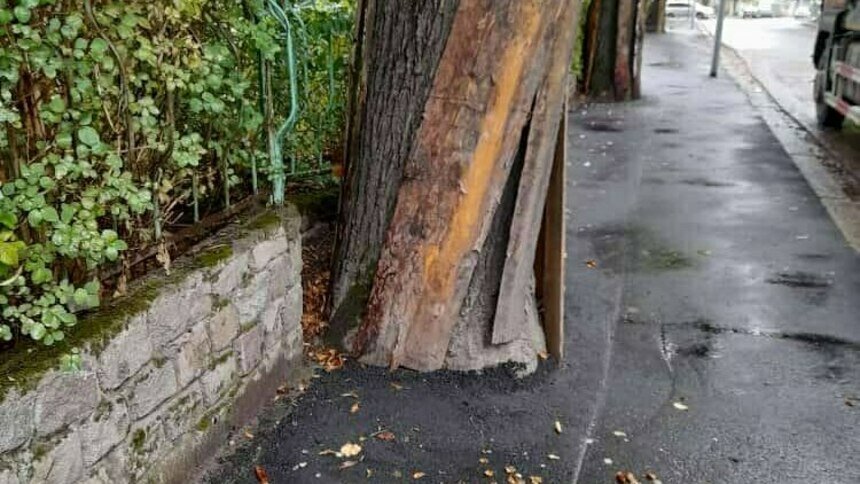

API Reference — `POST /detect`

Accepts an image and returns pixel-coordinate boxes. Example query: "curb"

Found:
[697,23,860,252]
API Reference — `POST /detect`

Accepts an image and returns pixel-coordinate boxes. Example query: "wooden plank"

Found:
[540,102,567,360]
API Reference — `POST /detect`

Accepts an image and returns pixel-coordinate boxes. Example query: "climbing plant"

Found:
[0,0,353,348]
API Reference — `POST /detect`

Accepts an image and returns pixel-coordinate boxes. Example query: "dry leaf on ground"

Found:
[672,402,689,411]
[375,431,396,442]
[390,382,404,391]
[339,460,358,470]
[585,259,598,268]
[612,430,627,438]
[554,420,563,434]
[615,471,641,484]
[340,442,362,458]
[254,466,269,484]
[547,454,561,461]
[529,477,543,484]
[413,471,427,479]
[484,469,495,477]
[479,457,489,465]
[505,465,517,474]
[350,402,360,414]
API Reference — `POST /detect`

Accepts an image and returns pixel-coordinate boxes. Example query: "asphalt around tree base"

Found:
[203,30,860,484]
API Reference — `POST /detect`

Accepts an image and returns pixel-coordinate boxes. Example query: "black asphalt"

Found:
[203,30,860,484]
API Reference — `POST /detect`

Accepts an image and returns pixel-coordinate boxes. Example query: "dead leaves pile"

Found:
[310,347,345,371]
[300,224,334,341]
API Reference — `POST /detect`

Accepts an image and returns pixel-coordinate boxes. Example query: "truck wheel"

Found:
[814,60,845,129]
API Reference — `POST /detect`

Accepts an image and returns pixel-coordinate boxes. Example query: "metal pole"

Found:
[710,0,727,77]
[689,0,695,28]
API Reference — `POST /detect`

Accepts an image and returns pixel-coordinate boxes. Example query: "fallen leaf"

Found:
[585,259,598,269]
[366,468,374,478]
[390,382,404,391]
[319,449,339,457]
[244,429,255,439]
[537,351,549,360]
[375,431,396,442]
[612,430,627,438]
[339,460,358,470]
[254,466,269,484]
[505,465,517,474]
[603,458,613,465]
[276,384,289,395]
[547,454,560,461]
[413,471,427,479]
[554,420,563,434]
[340,391,359,399]
[340,442,362,457]
[847,399,856,407]
[672,402,689,411]
[615,471,641,484]
[350,402,360,414]
[644,471,660,481]
[479,457,489,465]
[529,477,543,484]
[484,469,495,477]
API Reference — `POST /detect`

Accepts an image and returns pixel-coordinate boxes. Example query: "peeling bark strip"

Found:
[334,0,580,371]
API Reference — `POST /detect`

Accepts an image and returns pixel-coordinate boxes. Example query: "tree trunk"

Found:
[580,0,647,100]
[647,0,667,33]
[329,0,580,372]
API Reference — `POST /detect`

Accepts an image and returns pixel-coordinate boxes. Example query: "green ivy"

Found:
[0,0,353,349]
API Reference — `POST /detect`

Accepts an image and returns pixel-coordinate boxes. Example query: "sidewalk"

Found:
[574,29,860,482]
[202,29,860,484]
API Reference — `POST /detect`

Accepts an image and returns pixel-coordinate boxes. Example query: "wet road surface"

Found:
[576,29,860,483]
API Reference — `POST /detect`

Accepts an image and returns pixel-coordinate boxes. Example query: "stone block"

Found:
[0,469,17,484]
[0,391,34,453]
[126,363,178,419]
[34,371,99,437]
[147,272,212,349]
[78,399,130,467]
[265,253,298,302]
[234,325,263,375]
[250,237,288,271]
[208,304,240,352]
[201,355,238,405]
[233,271,269,324]
[211,251,250,298]
[31,433,84,484]
[173,323,212,388]
[96,315,152,390]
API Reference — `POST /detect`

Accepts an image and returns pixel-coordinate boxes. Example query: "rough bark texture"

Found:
[330,0,460,336]
[581,0,647,100]
[646,0,667,33]
[331,0,579,372]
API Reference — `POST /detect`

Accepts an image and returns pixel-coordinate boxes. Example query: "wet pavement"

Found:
[576,29,860,482]
[202,30,860,484]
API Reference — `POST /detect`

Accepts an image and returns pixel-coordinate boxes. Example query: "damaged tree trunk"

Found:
[329,0,580,372]
[646,0,667,33]
[580,0,648,100]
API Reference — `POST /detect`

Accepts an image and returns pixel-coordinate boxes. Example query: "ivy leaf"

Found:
[0,241,25,266]
[30,322,46,340]
[73,287,89,306]
[0,212,15,229]
[13,6,31,24]
[41,206,59,223]
[60,204,76,223]
[32,267,53,284]
[77,126,100,147]
[47,96,66,114]
[0,10,13,26]
[89,38,108,59]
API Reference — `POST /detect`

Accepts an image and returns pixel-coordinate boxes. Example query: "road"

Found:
[699,17,860,187]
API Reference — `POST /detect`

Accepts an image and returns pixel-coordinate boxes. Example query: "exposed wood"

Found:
[579,0,646,101]
[332,0,581,372]
[535,101,567,360]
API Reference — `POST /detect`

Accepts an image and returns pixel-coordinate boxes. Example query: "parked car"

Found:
[666,1,716,19]
[742,3,777,18]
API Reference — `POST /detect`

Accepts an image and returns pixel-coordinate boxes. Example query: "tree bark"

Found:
[330,0,580,372]
[580,0,647,100]
[647,0,667,33]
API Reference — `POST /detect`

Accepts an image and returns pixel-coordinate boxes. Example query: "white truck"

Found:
[814,0,860,128]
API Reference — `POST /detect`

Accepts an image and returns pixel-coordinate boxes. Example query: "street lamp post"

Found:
[710,0,727,77]
[689,0,696,28]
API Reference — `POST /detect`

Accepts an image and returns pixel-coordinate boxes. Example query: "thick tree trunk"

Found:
[646,0,667,33]
[330,0,580,372]
[580,0,647,100]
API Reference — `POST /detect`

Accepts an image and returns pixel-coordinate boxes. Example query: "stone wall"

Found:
[0,206,305,484]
